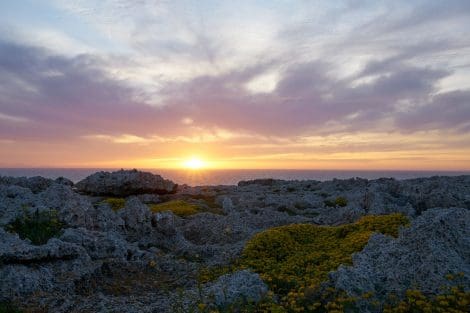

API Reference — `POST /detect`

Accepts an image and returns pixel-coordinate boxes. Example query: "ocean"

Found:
[0,168,468,186]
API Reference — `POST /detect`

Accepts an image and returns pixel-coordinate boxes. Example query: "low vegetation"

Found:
[383,284,470,313]
[149,200,202,217]
[0,302,22,313]
[239,214,409,311]
[324,196,348,208]
[101,197,126,211]
[6,209,64,245]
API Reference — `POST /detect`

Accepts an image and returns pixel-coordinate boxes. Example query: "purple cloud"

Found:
[1,38,469,145]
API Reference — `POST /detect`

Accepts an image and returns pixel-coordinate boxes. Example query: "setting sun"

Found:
[183,157,206,170]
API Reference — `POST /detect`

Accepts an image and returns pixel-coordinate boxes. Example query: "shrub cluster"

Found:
[0,302,22,313]
[101,197,126,211]
[239,214,409,311]
[383,285,470,313]
[6,209,64,245]
[324,196,348,208]
[149,200,202,217]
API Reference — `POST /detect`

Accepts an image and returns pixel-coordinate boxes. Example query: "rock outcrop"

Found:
[76,169,176,196]
[1,171,469,312]
[0,176,73,193]
[330,207,470,302]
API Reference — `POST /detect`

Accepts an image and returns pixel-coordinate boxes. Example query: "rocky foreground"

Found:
[0,170,469,312]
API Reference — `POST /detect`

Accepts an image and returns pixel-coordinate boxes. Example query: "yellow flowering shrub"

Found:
[239,214,409,311]
[198,265,234,284]
[383,285,470,313]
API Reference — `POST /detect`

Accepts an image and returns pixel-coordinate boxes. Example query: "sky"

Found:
[0,0,470,170]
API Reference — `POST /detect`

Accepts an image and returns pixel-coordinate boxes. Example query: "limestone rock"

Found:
[203,270,268,306]
[118,197,153,241]
[0,229,83,263]
[329,208,470,301]
[76,169,176,196]
[60,228,131,261]
[0,185,36,226]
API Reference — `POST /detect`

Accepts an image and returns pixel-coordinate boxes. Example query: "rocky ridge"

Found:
[0,170,469,312]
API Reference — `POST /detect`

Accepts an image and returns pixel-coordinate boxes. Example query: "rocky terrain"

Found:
[0,169,469,312]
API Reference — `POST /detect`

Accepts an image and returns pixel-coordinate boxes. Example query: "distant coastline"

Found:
[1,168,469,186]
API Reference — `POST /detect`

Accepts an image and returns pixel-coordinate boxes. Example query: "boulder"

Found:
[0,228,94,301]
[203,270,268,306]
[0,176,54,193]
[76,169,176,196]
[118,197,153,241]
[60,228,130,261]
[37,183,96,228]
[0,175,73,194]
[0,185,36,226]
[0,229,83,264]
[329,208,470,301]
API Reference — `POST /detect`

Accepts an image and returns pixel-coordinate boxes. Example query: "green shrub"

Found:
[6,209,64,245]
[335,196,348,207]
[0,302,22,313]
[324,196,348,207]
[101,197,126,211]
[239,214,409,311]
[383,285,470,313]
[149,200,201,217]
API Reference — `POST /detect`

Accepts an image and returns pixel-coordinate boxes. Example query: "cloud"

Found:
[396,90,470,132]
[1,35,469,148]
[1,0,470,163]
[0,112,29,123]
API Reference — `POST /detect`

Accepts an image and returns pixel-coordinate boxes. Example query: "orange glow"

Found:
[1,130,469,171]
[182,157,206,170]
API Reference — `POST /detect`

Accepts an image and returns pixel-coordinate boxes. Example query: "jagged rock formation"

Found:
[329,208,470,300]
[0,176,73,193]
[0,171,469,312]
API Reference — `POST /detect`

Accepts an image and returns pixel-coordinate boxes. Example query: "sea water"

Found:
[0,168,468,186]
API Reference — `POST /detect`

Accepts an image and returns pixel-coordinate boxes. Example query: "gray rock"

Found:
[0,176,54,193]
[313,206,365,225]
[0,228,95,301]
[222,196,234,214]
[0,185,36,226]
[152,211,182,236]
[137,193,161,204]
[76,169,176,196]
[1,172,470,312]
[0,264,54,300]
[60,228,130,260]
[203,270,268,306]
[118,197,153,241]
[238,178,282,187]
[37,183,96,228]
[0,229,83,263]
[329,208,470,302]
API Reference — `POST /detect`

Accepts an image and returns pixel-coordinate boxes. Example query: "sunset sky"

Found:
[1,0,470,170]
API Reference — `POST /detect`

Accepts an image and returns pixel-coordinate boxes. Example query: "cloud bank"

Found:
[0,0,469,168]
